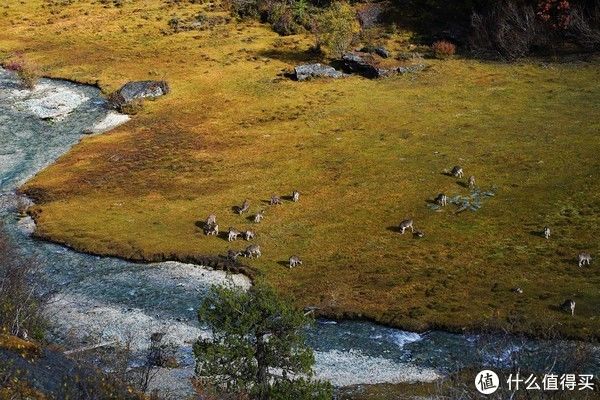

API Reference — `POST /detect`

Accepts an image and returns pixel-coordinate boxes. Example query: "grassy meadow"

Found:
[2,0,599,338]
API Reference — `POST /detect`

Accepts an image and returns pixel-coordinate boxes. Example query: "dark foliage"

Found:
[0,223,46,340]
[194,284,332,400]
[394,0,600,58]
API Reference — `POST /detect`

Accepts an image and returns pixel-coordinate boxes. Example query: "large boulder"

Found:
[294,64,345,81]
[109,80,169,109]
[359,46,391,59]
[339,52,427,79]
[338,53,382,79]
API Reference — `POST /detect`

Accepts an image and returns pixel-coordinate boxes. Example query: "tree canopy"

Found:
[194,284,332,400]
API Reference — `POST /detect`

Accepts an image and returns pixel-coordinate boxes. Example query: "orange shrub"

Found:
[431,40,456,58]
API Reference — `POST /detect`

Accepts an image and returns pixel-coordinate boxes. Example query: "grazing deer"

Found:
[450,166,464,178]
[206,214,217,226]
[578,253,592,267]
[512,287,523,294]
[254,211,264,223]
[205,224,219,236]
[238,199,250,214]
[270,195,282,205]
[468,175,475,189]
[227,249,241,261]
[435,193,448,206]
[289,255,303,268]
[292,190,300,202]
[413,230,425,238]
[244,244,261,258]
[228,227,241,242]
[399,219,414,234]
[560,299,575,316]
[543,226,551,239]
[243,230,255,241]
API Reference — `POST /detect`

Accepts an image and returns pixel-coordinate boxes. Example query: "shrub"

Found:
[431,40,456,58]
[226,0,313,36]
[313,2,360,57]
[0,223,46,340]
[470,1,547,59]
[269,3,302,35]
[4,57,39,89]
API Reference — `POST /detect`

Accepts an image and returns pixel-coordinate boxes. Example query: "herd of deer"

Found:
[201,165,592,317]
[398,165,592,318]
[201,190,302,268]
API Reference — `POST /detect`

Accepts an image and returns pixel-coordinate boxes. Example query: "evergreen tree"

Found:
[194,284,332,400]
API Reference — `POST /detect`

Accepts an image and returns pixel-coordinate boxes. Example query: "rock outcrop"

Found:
[293,64,346,81]
[339,53,382,79]
[109,80,170,109]
[338,52,426,79]
[360,46,391,58]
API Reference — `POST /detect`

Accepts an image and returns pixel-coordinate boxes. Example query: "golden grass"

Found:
[2,0,600,338]
[0,334,41,356]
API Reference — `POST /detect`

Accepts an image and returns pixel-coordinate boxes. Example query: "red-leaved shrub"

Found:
[4,57,39,89]
[431,40,456,58]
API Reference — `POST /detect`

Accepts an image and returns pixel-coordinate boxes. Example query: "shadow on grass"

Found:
[256,49,320,64]
[548,304,571,314]
[456,180,469,188]
[277,260,291,268]
[245,214,259,223]
[217,231,237,242]
[387,226,416,235]
[529,230,545,238]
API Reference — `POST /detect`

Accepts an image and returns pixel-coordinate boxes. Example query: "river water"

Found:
[0,68,597,395]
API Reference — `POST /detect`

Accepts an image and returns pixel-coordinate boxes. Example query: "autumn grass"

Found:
[2,1,599,339]
[0,334,41,357]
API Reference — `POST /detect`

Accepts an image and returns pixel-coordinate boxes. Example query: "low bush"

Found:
[4,57,39,89]
[313,2,360,57]
[226,0,314,36]
[431,40,456,58]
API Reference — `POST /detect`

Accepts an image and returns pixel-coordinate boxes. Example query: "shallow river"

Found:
[0,69,597,394]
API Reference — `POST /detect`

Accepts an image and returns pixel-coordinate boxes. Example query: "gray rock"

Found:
[374,47,390,58]
[294,64,345,81]
[340,53,426,79]
[394,64,427,75]
[110,80,169,108]
[340,53,381,79]
[359,46,390,58]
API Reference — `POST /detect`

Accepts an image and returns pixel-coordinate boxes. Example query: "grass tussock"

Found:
[1,0,599,339]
